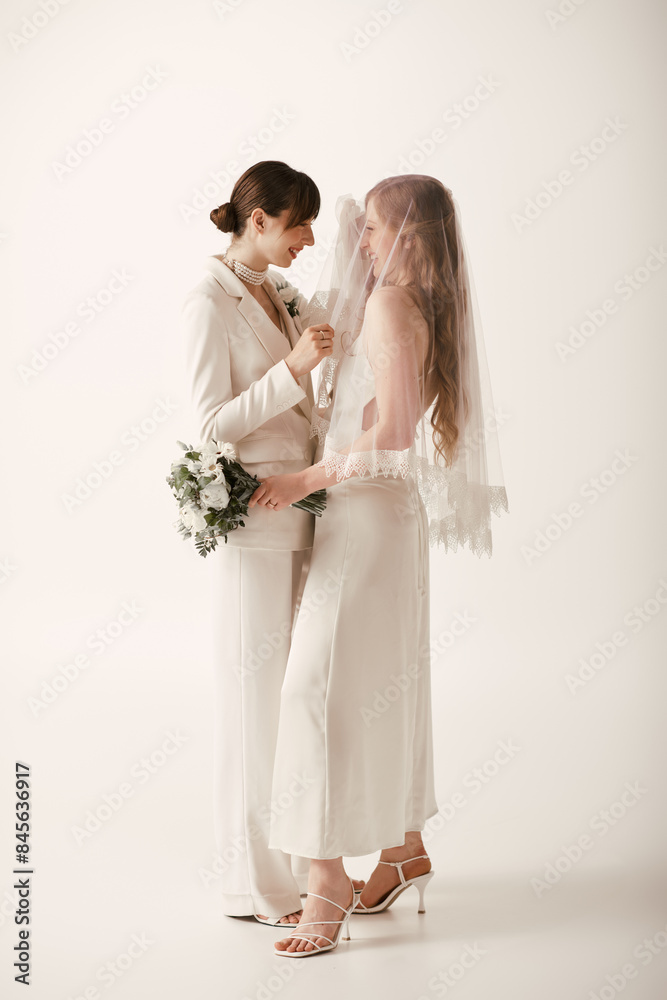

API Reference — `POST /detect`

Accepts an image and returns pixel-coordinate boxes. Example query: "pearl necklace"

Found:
[222,253,267,285]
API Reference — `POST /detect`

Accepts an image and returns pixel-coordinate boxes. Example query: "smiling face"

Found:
[360,198,401,278]
[255,208,315,268]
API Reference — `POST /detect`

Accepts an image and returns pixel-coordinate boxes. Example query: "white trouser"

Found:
[211,545,311,917]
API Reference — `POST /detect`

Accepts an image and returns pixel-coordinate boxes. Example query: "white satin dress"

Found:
[267,352,439,860]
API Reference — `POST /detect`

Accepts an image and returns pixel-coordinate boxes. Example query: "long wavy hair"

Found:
[365,174,470,467]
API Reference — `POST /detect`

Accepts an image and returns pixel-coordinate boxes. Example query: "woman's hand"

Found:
[285,324,334,380]
[248,472,309,511]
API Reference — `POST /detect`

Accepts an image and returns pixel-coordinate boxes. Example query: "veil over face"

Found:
[308,175,509,557]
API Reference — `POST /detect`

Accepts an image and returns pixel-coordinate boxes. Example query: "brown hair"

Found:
[210,160,320,237]
[365,174,469,467]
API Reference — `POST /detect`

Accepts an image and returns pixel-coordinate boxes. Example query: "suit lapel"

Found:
[263,280,313,420]
[204,256,313,422]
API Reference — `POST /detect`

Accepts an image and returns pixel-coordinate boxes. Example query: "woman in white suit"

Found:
[181,161,340,926]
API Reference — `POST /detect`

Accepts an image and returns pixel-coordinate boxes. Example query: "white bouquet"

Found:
[167,440,326,557]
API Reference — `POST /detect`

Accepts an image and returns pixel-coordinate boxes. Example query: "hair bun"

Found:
[211,201,236,232]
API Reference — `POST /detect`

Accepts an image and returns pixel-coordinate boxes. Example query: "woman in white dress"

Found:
[249,174,509,955]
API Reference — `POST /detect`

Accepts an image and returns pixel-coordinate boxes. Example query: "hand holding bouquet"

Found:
[166,440,326,557]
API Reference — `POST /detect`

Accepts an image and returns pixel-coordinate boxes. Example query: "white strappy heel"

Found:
[256,886,362,926]
[273,877,357,957]
[354,855,434,914]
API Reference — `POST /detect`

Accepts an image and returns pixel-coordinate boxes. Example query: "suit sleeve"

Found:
[182,290,307,444]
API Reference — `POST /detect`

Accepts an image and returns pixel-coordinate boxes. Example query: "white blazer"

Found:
[182,256,316,551]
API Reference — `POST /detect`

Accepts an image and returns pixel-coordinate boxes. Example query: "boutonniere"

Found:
[274,279,301,318]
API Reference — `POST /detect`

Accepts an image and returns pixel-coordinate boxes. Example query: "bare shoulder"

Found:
[366,283,418,316]
[365,285,428,348]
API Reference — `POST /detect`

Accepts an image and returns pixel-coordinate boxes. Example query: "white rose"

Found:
[278,286,296,305]
[200,481,230,510]
[185,457,202,475]
[180,504,208,533]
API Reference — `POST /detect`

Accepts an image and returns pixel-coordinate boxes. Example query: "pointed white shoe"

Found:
[354,855,435,914]
[273,877,357,957]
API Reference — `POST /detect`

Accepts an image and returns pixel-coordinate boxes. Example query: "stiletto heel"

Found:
[274,876,356,958]
[354,855,435,914]
[414,871,434,913]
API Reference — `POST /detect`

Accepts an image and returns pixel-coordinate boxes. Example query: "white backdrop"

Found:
[2,1,666,998]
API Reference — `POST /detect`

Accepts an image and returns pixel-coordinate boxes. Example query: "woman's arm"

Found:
[250,287,424,509]
[328,289,422,455]
[182,290,307,444]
